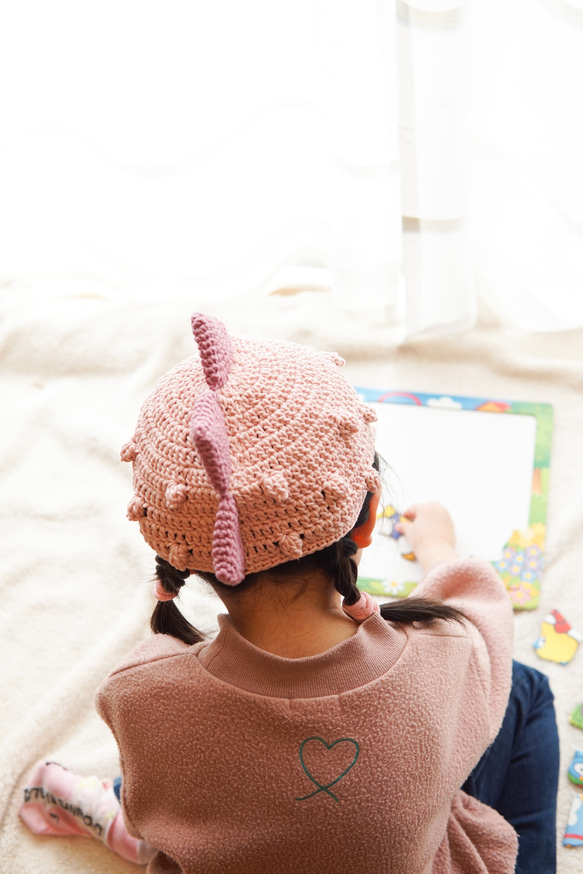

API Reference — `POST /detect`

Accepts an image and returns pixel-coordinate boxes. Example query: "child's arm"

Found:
[396,501,457,571]
[397,501,514,747]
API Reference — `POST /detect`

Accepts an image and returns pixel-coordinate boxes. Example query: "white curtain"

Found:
[470,0,583,333]
[1,0,582,335]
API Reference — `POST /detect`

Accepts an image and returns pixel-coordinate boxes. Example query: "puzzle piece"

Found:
[493,525,545,610]
[570,704,583,731]
[564,793,583,847]
[569,751,583,787]
[533,609,582,666]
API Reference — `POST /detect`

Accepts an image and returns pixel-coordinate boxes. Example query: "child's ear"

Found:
[351,487,382,549]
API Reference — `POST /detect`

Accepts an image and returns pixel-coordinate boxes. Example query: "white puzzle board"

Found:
[358,402,538,590]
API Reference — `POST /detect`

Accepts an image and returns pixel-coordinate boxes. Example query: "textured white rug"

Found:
[1,288,582,872]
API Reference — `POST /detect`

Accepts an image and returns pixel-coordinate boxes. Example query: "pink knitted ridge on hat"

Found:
[189,314,244,585]
[191,313,233,391]
[190,392,232,495]
[212,494,245,584]
[122,313,377,581]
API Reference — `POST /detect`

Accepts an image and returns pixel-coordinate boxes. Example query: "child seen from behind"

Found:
[20,313,559,873]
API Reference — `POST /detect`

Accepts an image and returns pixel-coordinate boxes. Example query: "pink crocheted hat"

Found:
[121,313,379,585]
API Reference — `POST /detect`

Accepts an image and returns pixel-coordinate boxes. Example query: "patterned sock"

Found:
[19,761,155,865]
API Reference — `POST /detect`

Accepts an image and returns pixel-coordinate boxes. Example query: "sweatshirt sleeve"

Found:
[95,634,194,841]
[414,558,514,743]
[96,682,143,840]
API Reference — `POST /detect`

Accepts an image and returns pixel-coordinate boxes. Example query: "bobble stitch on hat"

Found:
[364,469,381,493]
[260,472,289,502]
[279,531,304,560]
[323,473,349,500]
[326,352,345,368]
[165,482,188,510]
[120,440,137,463]
[360,404,378,424]
[168,543,190,572]
[127,496,146,520]
[332,411,359,441]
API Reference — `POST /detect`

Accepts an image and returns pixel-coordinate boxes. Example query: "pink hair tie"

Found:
[153,580,177,602]
[343,591,380,622]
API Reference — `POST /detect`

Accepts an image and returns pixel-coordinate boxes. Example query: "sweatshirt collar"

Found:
[195,612,407,698]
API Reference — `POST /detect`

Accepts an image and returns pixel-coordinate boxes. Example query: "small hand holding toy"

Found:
[533,609,582,666]
[379,504,416,562]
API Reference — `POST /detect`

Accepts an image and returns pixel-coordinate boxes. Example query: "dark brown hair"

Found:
[150,455,466,643]
[151,557,205,645]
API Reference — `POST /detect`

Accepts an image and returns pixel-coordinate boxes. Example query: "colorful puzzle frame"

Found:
[355,389,553,611]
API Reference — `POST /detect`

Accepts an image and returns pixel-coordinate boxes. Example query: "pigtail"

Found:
[317,535,466,626]
[150,556,206,645]
[329,535,362,607]
[329,454,380,608]
[379,598,466,626]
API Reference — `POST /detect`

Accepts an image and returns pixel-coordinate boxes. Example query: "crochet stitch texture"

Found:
[122,313,379,580]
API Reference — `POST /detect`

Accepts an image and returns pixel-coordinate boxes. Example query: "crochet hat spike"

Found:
[191,312,234,391]
[190,314,245,585]
[122,312,377,580]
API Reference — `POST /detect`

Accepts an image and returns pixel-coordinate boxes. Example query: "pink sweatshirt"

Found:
[96,559,518,873]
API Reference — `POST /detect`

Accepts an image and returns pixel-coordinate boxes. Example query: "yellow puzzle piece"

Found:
[533,610,581,665]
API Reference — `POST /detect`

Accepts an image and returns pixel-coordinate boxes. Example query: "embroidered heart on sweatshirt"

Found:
[296,737,360,802]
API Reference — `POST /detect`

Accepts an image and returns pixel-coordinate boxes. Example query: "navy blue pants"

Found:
[462,660,560,873]
[113,661,559,872]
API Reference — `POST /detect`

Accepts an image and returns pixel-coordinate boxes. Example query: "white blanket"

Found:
[1,289,582,871]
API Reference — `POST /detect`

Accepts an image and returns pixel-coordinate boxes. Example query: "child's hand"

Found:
[396,502,457,572]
